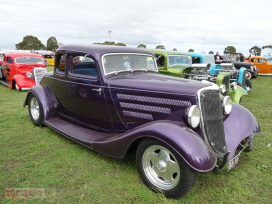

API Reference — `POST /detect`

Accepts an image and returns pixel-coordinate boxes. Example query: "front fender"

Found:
[92,120,217,172]
[13,74,36,89]
[24,85,60,120]
[228,85,247,104]
[224,103,260,159]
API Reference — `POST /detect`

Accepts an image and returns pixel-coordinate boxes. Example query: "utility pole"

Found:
[108,30,112,42]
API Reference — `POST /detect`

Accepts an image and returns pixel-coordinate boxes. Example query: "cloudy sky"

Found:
[1,0,271,56]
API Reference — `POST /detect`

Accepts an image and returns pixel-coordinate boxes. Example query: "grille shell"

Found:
[199,90,227,156]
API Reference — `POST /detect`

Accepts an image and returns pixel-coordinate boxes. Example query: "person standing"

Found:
[214,52,223,61]
[240,54,245,62]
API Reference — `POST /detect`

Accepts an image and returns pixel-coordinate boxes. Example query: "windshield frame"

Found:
[101,53,158,76]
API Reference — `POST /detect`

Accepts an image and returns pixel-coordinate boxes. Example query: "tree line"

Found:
[15,35,271,56]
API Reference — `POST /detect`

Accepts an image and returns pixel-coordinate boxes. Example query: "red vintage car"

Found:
[0,53,47,90]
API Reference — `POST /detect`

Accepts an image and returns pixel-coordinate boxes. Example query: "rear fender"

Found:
[92,121,217,172]
[24,85,60,120]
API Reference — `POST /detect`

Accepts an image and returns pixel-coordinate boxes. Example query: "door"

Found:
[65,53,112,131]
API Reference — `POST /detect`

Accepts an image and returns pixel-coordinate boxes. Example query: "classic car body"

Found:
[0,53,47,90]
[150,50,247,103]
[248,56,272,76]
[24,45,260,199]
[215,55,258,79]
[42,54,55,66]
[189,52,252,93]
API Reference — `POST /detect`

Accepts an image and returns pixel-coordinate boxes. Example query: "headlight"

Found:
[26,72,33,79]
[222,96,232,114]
[186,105,201,128]
[219,84,226,94]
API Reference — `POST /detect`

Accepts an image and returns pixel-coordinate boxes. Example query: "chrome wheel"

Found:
[30,97,40,120]
[137,139,197,198]
[28,93,44,127]
[142,145,180,190]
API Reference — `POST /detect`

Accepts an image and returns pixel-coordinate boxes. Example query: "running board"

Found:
[45,117,117,149]
[0,80,10,87]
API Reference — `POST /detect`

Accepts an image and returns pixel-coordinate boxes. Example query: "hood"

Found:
[106,72,213,96]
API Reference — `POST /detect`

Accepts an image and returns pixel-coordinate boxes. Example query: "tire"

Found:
[245,78,252,90]
[28,93,44,127]
[14,81,21,91]
[136,138,197,199]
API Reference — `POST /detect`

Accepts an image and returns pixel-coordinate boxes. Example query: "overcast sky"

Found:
[1,0,271,56]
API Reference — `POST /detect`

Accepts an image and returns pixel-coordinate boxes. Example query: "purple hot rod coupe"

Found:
[24,45,260,199]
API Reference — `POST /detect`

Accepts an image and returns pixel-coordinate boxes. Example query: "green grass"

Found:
[0,72,271,204]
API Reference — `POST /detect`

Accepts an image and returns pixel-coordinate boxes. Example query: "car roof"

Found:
[249,56,266,59]
[57,44,154,57]
[148,49,190,56]
[5,53,43,58]
[188,52,213,57]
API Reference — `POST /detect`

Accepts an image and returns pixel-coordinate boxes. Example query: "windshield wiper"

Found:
[113,69,133,75]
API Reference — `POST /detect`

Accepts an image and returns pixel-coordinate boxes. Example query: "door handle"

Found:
[92,88,102,95]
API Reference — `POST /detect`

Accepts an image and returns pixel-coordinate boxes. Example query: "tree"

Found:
[249,46,261,56]
[208,51,214,55]
[262,45,272,55]
[16,35,46,50]
[173,48,177,51]
[156,45,165,49]
[223,46,236,55]
[137,44,146,48]
[47,36,58,52]
[93,41,126,46]
[116,42,126,46]
[188,49,194,52]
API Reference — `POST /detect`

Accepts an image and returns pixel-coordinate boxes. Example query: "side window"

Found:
[69,55,97,78]
[55,53,65,74]
[7,57,13,64]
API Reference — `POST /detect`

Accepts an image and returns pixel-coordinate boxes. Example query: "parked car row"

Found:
[149,49,251,104]
[17,44,260,199]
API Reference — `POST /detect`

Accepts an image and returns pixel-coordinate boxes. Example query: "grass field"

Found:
[0,68,271,203]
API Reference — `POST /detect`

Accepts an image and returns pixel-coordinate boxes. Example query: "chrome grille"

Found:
[222,75,230,96]
[33,68,47,85]
[199,90,227,156]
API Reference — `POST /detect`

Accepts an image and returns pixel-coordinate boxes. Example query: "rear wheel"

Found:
[28,93,44,127]
[136,138,197,199]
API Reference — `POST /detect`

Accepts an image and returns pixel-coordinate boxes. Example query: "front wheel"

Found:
[28,93,44,127]
[245,78,252,90]
[136,138,197,199]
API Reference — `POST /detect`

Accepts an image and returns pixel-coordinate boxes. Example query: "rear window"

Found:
[16,56,44,64]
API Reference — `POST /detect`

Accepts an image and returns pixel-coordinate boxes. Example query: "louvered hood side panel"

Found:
[110,88,195,129]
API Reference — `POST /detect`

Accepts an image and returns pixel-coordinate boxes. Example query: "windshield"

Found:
[204,56,215,64]
[102,54,157,75]
[16,56,44,64]
[168,55,192,66]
